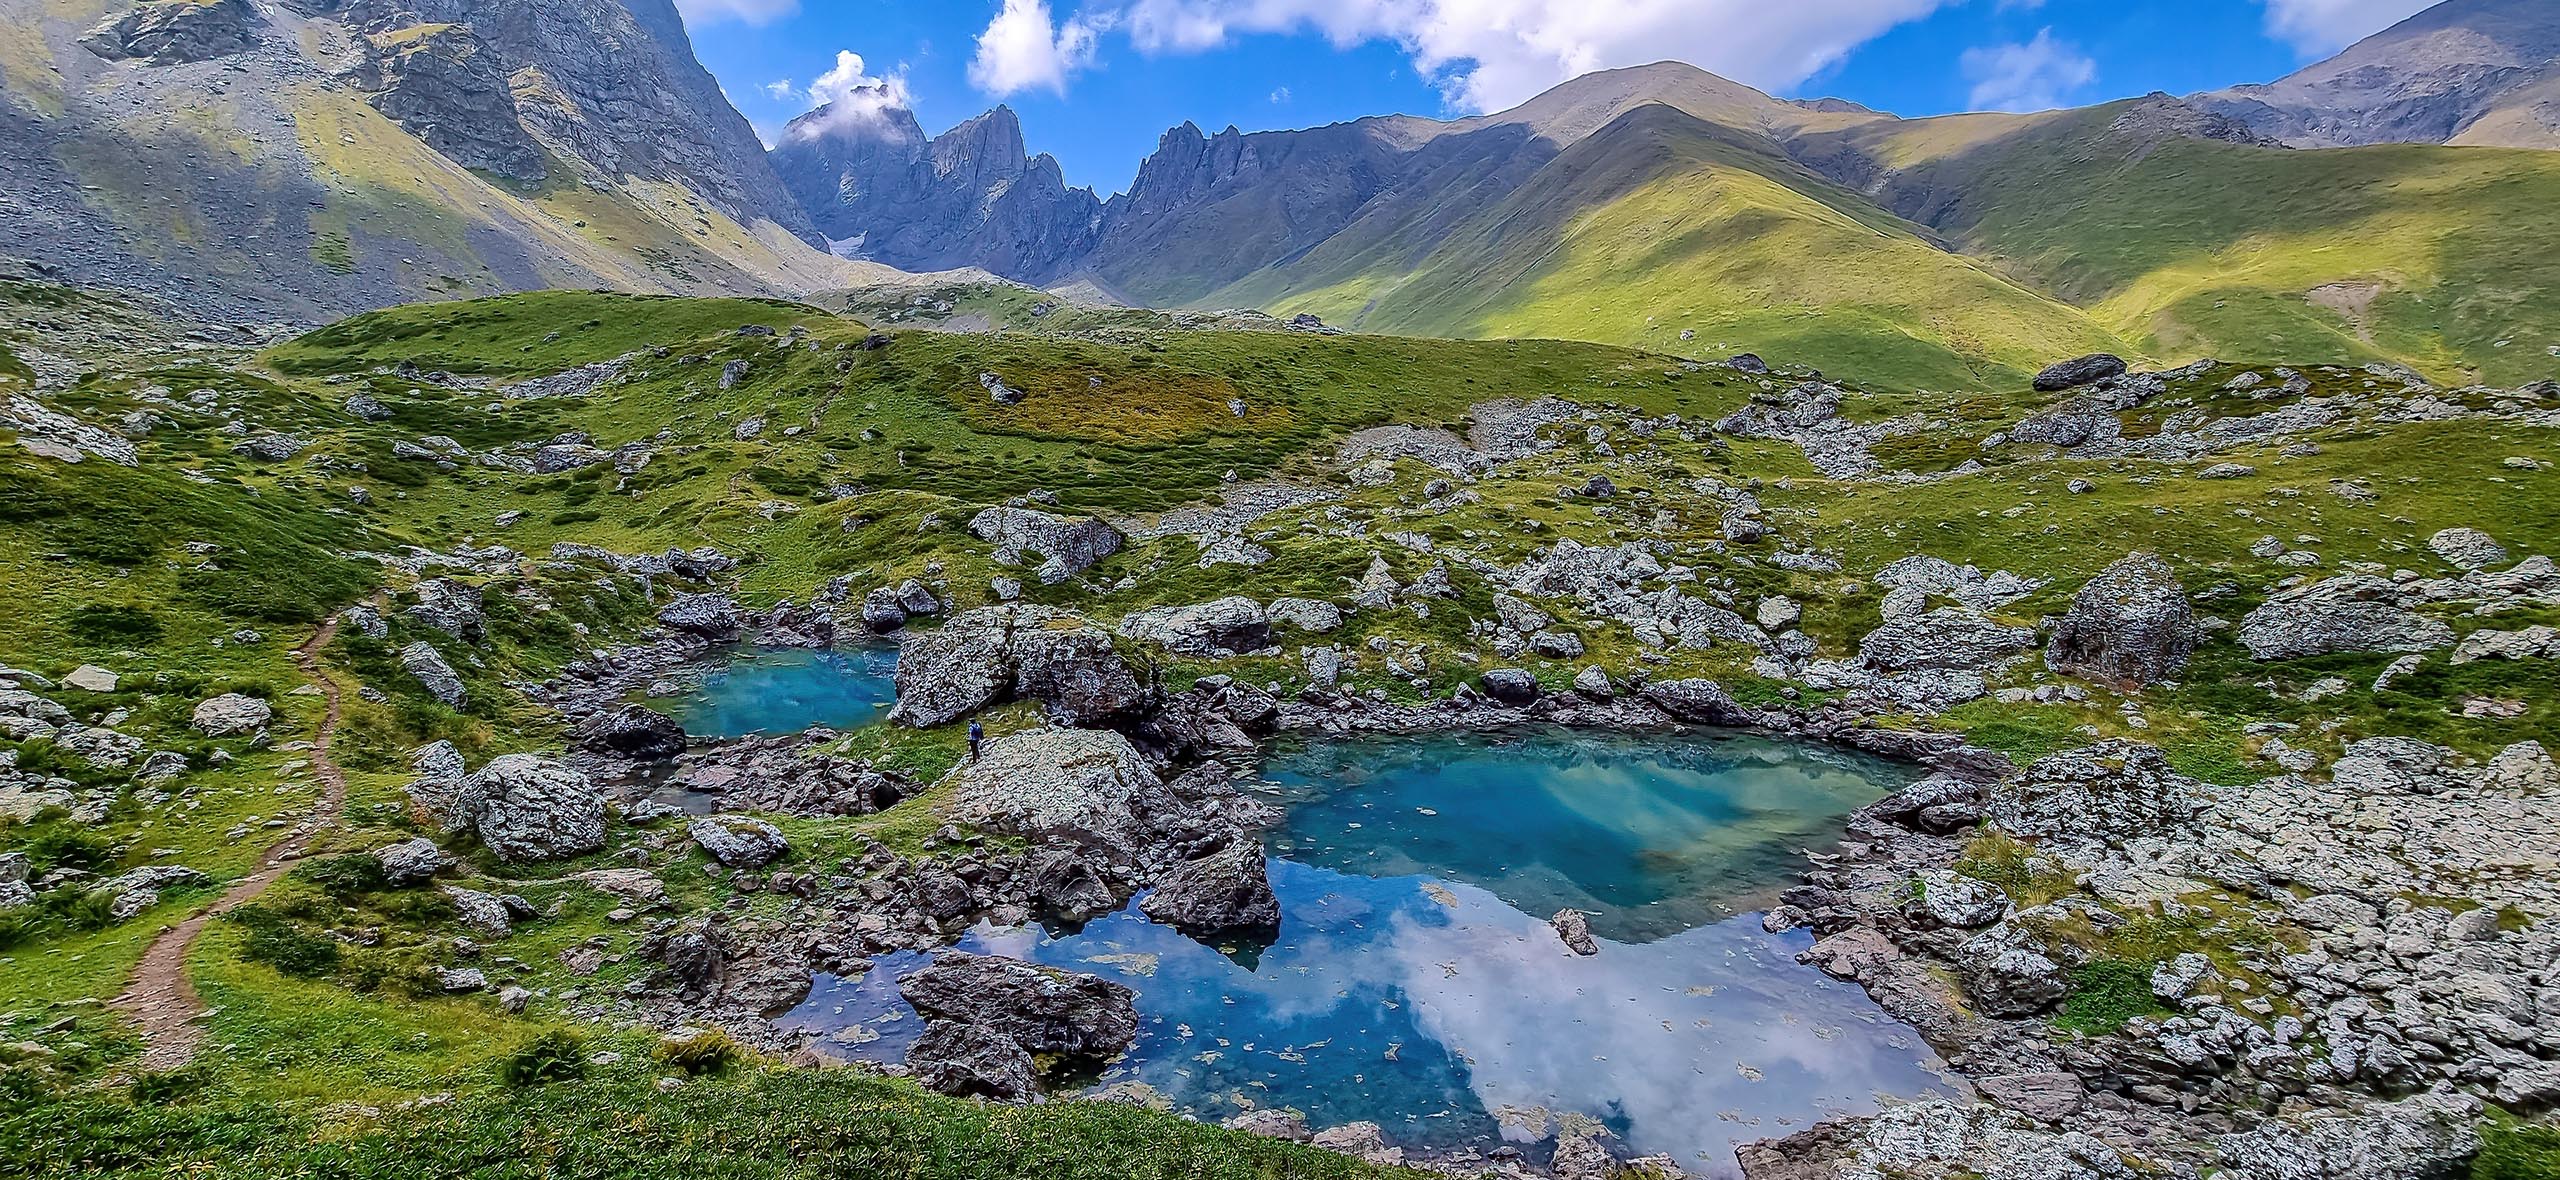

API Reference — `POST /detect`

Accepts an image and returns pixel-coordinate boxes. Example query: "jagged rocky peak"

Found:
[2107,92,2287,150]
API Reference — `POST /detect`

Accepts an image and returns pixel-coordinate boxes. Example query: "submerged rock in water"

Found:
[1551,908,1600,956]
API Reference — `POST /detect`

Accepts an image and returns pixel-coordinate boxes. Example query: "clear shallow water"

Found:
[780,729,1957,1176]
[657,646,900,738]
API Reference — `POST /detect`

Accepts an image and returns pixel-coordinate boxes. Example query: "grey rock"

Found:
[1222,1109,1312,1141]
[374,838,449,886]
[2238,576,2454,661]
[1976,1072,2086,1121]
[947,728,1167,859]
[687,815,788,869]
[1641,679,1754,726]
[657,593,744,642]
[408,578,487,643]
[1139,841,1280,936]
[968,507,1123,584]
[907,1020,1039,1102]
[891,606,1140,728]
[899,951,1138,1097]
[1117,597,1270,657]
[400,642,467,707]
[190,693,272,737]
[1985,741,2196,846]
[441,886,513,940]
[1479,668,1541,706]
[2033,354,2128,392]
[462,755,606,862]
[1572,666,1614,698]
[2212,1089,2481,1180]
[2046,552,2197,684]
[1914,869,2010,930]
[1860,608,2037,673]
[2427,527,2508,571]
[1265,597,1342,633]
[82,0,259,66]
[1551,908,1599,956]
[572,705,687,761]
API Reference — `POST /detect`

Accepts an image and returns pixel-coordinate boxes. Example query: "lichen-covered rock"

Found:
[2212,1089,2482,1180]
[1956,924,2073,1016]
[898,952,1138,1101]
[1983,741,2196,846]
[907,1020,1040,1102]
[441,885,513,940]
[1266,597,1343,633]
[191,693,272,737]
[1139,841,1280,936]
[463,755,606,862]
[2046,552,2196,683]
[948,728,1172,858]
[374,838,449,886]
[1860,609,2037,673]
[2426,528,2508,571]
[1116,597,1271,656]
[1641,679,1755,725]
[1913,869,2010,930]
[1737,1099,2139,1179]
[406,578,486,643]
[2238,576,2454,661]
[891,606,1140,728]
[688,815,788,869]
[968,507,1123,584]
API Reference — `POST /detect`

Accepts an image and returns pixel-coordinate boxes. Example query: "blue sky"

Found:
[678,0,2446,193]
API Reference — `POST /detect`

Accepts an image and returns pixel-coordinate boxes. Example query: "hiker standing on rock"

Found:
[968,719,984,761]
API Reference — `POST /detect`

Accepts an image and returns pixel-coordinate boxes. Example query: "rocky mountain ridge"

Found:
[2198,0,2560,149]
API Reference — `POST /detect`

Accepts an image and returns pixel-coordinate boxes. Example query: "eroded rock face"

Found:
[83,0,261,66]
[2046,553,2197,684]
[2238,576,2455,661]
[349,22,548,182]
[462,754,606,862]
[890,606,1141,728]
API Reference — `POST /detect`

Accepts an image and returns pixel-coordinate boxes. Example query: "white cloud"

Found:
[763,78,797,100]
[1960,28,2094,113]
[970,0,1107,97]
[2259,0,2434,56]
[1109,0,1955,113]
[1270,85,1292,103]
[674,0,800,27]
[788,51,916,139]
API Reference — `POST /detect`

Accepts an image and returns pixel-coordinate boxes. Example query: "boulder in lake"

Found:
[899,951,1138,1101]
[1139,841,1279,937]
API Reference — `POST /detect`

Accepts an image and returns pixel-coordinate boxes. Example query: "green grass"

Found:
[2474,1111,2560,1180]
[264,292,833,378]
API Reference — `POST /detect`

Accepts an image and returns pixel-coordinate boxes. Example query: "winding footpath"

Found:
[112,615,349,1071]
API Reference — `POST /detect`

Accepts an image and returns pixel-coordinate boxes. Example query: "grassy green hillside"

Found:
[1831,102,2560,385]
[1214,105,2135,390]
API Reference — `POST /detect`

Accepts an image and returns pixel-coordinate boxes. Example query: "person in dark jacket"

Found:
[968,719,984,761]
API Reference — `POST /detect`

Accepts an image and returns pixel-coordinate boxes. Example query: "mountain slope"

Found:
[0,0,878,322]
[2198,0,2560,149]
[1214,103,2132,388]
[771,103,1103,278]
[1806,95,2560,384]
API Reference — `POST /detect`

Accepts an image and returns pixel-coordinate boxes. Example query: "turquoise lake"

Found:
[657,646,900,737]
[780,728,1960,1177]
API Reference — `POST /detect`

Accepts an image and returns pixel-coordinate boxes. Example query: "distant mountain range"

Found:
[772,0,2560,386]
[3,0,2555,385]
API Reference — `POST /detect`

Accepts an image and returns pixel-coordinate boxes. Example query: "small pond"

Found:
[655,646,900,738]
[779,728,1961,1176]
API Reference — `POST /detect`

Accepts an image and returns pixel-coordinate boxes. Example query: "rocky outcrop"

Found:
[946,728,1174,861]
[82,0,261,66]
[687,815,787,869]
[2237,576,2455,660]
[348,22,548,182]
[1859,608,2036,673]
[967,507,1124,585]
[2046,553,2197,684]
[400,642,467,707]
[190,693,272,737]
[2211,1089,2482,1180]
[773,104,1104,283]
[657,593,744,642]
[890,606,1140,728]
[898,952,1138,1101]
[1737,1100,2138,1179]
[1983,741,2197,848]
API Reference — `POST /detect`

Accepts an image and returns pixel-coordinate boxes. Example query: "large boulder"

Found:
[2237,576,2454,661]
[406,578,486,643]
[2426,528,2508,572]
[1958,924,2074,1016]
[1116,597,1271,657]
[571,705,687,761]
[687,815,788,869]
[82,0,260,66]
[1641,679,1756,725]
[947,728,1173,859]
[1984,741,2195,847]
[657,593,744,642]
[1860,609,2037,673]
[191,693,272,737]
[1139,841,1280,936]
[891,606,1141,728]
[400,642,467,707]
[969,507,1124,585]
[2033,354,2128,392]
[2046,553,2197,684]
[1479,668,1541,706]
[2212,1089,2481,1180]
[899,952,1138,1101]
[462,755,606,862]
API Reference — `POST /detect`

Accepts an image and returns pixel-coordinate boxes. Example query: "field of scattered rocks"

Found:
[3,283,2557,1178]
